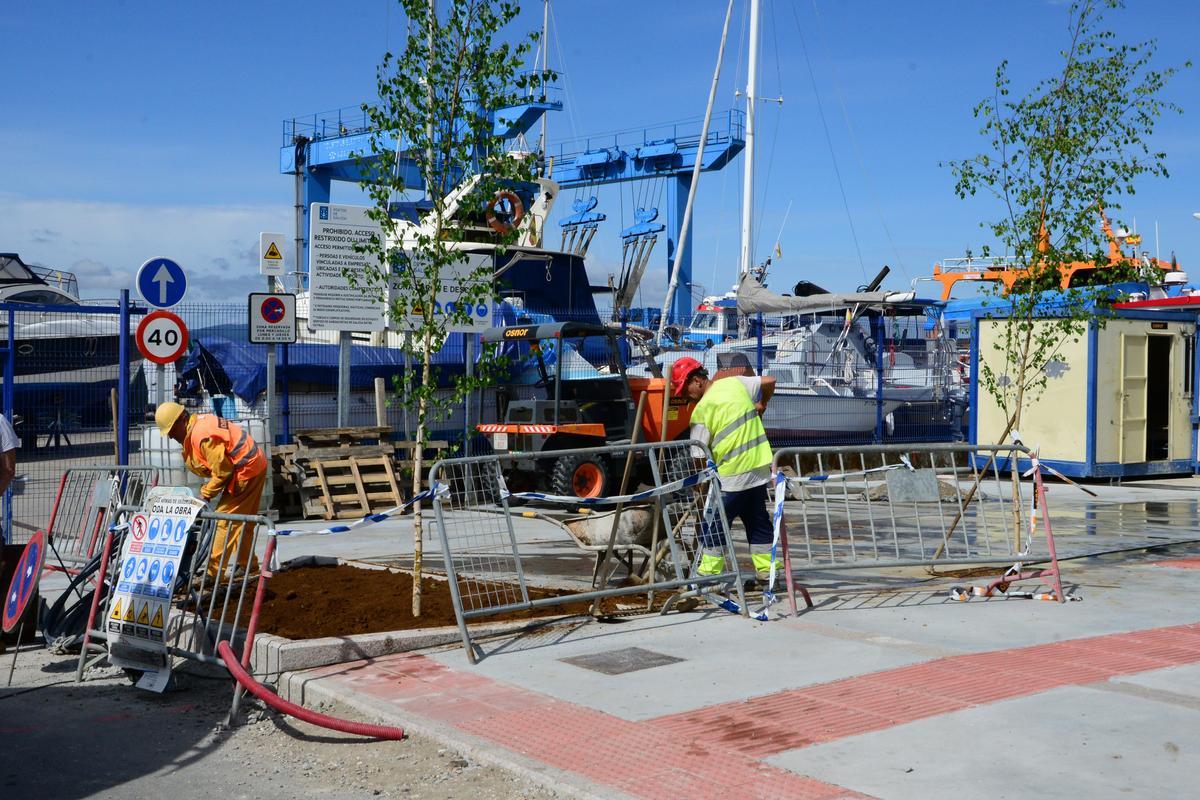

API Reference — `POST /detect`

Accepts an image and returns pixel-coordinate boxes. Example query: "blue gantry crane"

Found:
[280,89,744,323]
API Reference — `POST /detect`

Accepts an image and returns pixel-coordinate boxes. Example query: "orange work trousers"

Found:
[206,469,267,579]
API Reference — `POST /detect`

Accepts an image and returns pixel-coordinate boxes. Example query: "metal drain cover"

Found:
[560,647,684,675]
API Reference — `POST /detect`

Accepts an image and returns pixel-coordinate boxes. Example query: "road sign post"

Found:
[248,288,295,476]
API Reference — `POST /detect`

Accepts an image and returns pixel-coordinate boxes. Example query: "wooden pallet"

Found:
[272,427,449,520]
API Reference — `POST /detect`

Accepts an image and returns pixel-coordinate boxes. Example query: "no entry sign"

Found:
[248,292,297,344]
[136,310,189,365]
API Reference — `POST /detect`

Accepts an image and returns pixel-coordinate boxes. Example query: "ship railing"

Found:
[30,266,80,298]
[936,256,1025,273]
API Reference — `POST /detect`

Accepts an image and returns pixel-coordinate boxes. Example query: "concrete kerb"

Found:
[251,555,633,676]
[281,667,639,800]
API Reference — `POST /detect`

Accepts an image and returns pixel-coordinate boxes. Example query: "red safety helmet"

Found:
[670,356,707,397]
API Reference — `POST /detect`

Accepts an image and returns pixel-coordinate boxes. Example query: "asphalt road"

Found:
[0,643,561,800]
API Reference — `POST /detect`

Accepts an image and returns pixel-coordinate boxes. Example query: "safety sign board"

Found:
[260,232,287,277]
[308,203,386,332]
[3,530,46,633]
[248,292,297,344]
[136,310,190,365]
[107,493,206,692]
[136,257,188,308]
[396,251,493,334]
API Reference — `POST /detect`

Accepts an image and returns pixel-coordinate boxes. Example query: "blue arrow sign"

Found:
[136,257,187,308]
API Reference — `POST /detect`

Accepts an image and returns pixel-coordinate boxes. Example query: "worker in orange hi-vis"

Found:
[154,402,267,579]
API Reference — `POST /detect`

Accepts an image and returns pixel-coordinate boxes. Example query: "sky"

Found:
[2,0,1198,308]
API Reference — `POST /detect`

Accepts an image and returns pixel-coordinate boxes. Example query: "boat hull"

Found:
[762,391,903,439]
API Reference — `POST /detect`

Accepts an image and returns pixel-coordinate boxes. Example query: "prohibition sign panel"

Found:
[248,292,297,344]
[136,310,189,365]
[3,530,46,632]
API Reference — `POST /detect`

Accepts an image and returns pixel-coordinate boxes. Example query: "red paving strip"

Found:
[319,653,871,800]
[647,622,1200,758]
[312,622,1200,798]
[1153,557,1200,569]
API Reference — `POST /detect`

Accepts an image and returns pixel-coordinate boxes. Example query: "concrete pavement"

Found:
[270,536,1200,799]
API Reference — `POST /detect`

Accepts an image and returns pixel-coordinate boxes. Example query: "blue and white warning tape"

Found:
[767,470,788,595]
[759,457,914,611]
[276,483,449,537]
[779,455,914,486]
[501,462,719,508]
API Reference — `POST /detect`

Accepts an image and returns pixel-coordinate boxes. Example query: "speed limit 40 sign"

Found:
[136,310,189,365]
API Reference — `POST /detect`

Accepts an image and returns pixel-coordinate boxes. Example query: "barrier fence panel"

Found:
[772,443,1035,572]
[43,466,158,568]
[1,299,145,544]
[77,496,276,715]
[430,440,749,663]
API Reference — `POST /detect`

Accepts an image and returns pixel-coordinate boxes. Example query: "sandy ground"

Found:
[0,644,561,800]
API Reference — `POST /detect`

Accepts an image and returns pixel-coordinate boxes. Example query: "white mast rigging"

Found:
[739,0,761,279]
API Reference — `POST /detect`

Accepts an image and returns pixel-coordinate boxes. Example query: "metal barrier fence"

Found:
[0,294,970,545]
[76,497,276,716]
[2,297,145,544]
[43,466,158,568]
[430,440,750,663]
[772,443,1036,572]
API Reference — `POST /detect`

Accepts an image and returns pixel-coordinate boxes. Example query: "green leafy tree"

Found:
[354,0,552,615]
[946,0,1187,438]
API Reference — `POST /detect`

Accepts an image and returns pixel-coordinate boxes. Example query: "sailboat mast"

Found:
[739,0,761,278]
[539,0,549,160]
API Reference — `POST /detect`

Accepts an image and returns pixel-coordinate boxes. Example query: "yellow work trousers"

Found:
[206,469,267,579]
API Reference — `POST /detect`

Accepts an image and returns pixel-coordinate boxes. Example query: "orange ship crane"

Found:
[929,208,1178,301]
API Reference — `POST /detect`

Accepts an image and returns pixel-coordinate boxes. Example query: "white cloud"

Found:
[0,193,295,301]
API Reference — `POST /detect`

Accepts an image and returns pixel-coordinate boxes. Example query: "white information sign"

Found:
[396,251,494,333]
[106,494,206,692]
[259,231,288,276]
[308,203,386,331]
[248,292,297,344]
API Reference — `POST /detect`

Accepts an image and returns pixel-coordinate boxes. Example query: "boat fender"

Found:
[486,190,525,234]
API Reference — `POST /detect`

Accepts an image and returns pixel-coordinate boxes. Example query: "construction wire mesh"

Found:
[43,466,158,567]
[774,444,1033,568]
[430,440,748,660]
[81,500,273,678]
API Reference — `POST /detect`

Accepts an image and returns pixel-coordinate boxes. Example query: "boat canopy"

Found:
[0,253,46,285]
[735,272,929,314]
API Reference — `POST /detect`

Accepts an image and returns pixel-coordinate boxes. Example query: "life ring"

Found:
[485,190,525,234]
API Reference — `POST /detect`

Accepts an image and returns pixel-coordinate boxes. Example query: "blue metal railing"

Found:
[549,108,746,168]
[282,74,565,147]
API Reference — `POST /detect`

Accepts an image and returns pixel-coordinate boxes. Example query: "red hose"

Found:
[216,641,406,740]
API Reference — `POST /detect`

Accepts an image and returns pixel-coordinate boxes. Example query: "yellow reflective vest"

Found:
[691,377,772,479]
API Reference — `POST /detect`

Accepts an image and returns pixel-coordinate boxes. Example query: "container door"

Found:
[1119,332,1148,463]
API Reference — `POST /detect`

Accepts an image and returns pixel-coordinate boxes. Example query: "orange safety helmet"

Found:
[670,356,707,397]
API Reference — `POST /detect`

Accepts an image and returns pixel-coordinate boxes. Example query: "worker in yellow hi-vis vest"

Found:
[671,356,776,584]
[155,402,267,579]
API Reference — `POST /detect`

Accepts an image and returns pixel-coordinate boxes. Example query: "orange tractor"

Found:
[477,321,694,498]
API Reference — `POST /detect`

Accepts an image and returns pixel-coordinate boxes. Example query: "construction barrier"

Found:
[772,443,1039,570]
[769,443,1081,613]
[42,466,159,569]
[75,496,276,719]
[430,440,751,663]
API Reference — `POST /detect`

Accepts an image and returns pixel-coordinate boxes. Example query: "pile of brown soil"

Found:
[254,564,662,640]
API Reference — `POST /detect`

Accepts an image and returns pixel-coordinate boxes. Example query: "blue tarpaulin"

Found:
[176,338,451,402]
[176,307,585,403]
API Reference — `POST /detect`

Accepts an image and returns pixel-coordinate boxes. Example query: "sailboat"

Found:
[633,0,957,442]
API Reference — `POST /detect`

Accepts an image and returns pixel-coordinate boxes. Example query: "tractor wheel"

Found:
[550,454,610,499]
